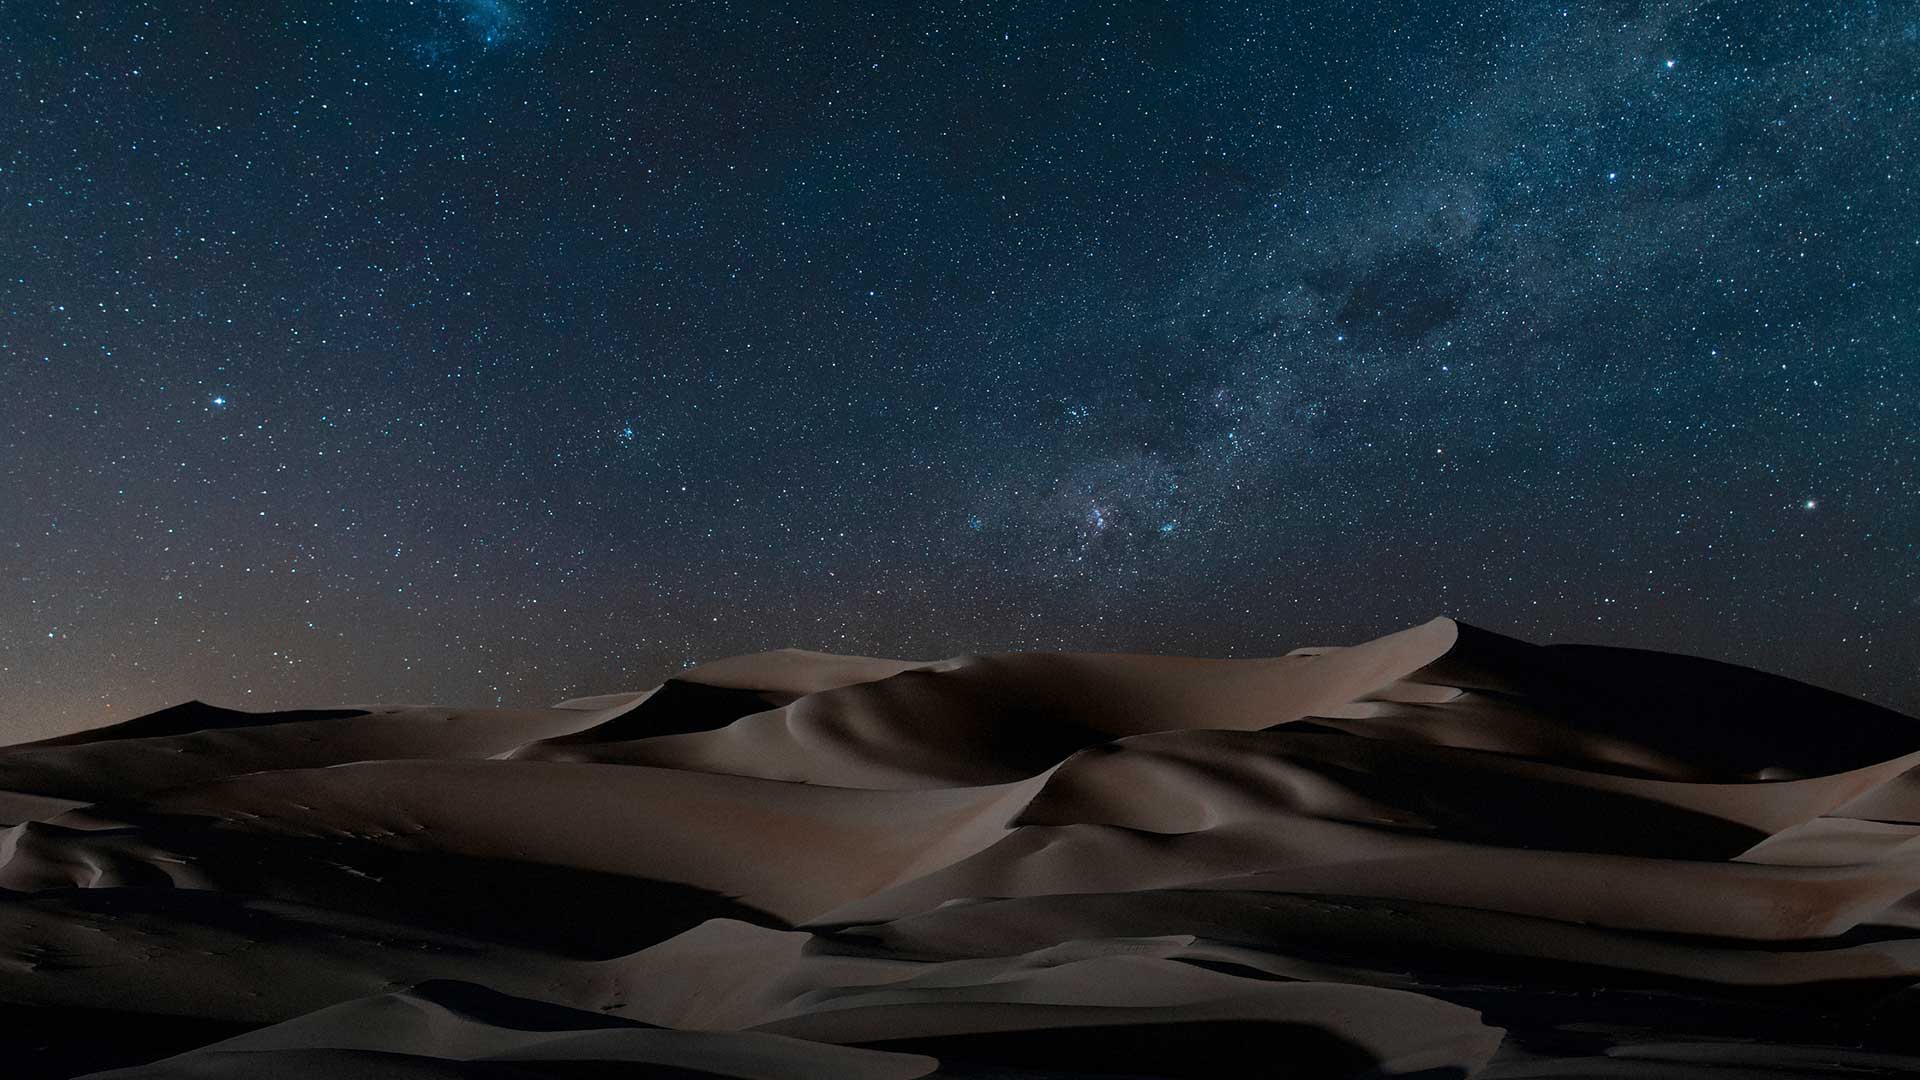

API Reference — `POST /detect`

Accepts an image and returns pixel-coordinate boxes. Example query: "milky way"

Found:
[2,1,1915,740]
[378,0,538,71]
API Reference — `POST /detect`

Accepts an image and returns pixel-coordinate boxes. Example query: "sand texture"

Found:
[5,618,1920,1077]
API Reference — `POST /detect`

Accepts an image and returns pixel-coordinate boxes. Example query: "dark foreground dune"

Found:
[6,618,1920,1077]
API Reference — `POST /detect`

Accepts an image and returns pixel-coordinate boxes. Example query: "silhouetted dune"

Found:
[9,703,373,751]
[4,617,1919,1077]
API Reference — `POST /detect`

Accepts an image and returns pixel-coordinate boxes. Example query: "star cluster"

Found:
[2,1,1916,740]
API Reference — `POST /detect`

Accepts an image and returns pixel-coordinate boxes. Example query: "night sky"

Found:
[4,1,1917,741]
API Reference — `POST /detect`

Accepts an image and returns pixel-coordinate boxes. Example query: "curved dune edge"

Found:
[3,617,1920,1077]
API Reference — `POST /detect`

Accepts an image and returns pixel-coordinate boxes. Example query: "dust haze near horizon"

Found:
[4,0,1917,742]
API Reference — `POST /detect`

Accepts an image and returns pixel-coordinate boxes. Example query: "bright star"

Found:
[1664,59,1676,69]
[1802,499,1818,511]
[211,396,227,407]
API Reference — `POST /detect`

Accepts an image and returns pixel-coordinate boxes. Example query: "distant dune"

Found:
[5,617,1920,1077]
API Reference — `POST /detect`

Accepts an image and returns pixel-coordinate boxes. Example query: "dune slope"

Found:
[3,617,1919,1078]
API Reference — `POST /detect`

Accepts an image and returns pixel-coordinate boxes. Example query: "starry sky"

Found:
[3,1,1917,740]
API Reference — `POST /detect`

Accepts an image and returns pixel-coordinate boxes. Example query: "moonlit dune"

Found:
[5,618,1920,1078]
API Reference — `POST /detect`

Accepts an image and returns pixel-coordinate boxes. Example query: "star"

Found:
[8,0,1917,741]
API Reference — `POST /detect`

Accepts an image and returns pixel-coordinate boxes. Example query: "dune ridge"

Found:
[4,617,1920,1077]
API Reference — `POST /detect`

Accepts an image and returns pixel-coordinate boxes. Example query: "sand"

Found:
[3,616,1919,1077]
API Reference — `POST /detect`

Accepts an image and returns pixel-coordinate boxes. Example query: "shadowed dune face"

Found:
[4,617,1920,1078]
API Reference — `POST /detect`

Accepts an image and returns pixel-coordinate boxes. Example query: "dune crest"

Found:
[4,618,1920,1077]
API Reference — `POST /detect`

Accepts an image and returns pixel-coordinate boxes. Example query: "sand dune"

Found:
[4,617,1920,1077]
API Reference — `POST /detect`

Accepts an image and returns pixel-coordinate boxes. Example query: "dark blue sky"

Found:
[4,0,1916,739]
